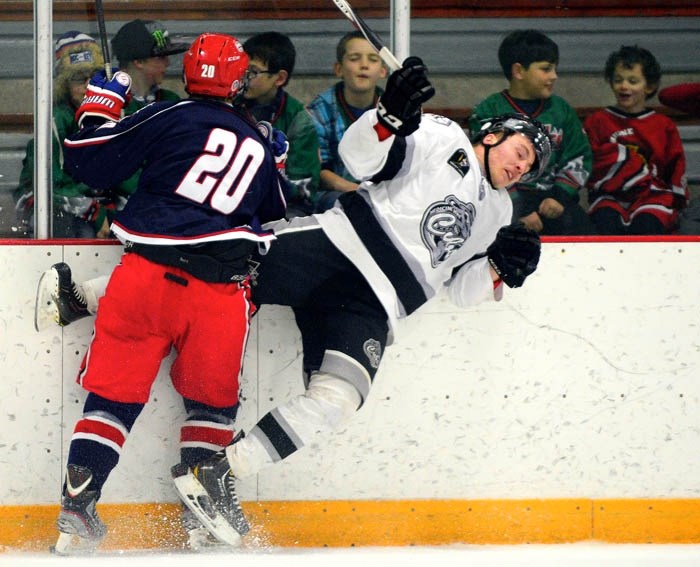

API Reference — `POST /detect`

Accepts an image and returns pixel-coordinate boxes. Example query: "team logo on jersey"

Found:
[447,148,471,178]
[363,339,382,369]
[421,195,476,267]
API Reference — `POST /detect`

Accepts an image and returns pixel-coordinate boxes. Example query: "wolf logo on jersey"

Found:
[421,195,476,267]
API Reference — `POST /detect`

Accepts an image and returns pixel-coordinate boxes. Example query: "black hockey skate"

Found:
[52,464,106,555]
[35,262,90,331]
[171,450,249,547]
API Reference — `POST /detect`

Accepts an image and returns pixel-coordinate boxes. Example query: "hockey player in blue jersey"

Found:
[51,33,287,554]
[39,57,551,548]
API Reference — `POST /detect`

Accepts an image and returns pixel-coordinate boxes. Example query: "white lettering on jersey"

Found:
[175,127,265,215]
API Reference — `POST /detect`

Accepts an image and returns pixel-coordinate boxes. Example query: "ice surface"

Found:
[2,544,700,567]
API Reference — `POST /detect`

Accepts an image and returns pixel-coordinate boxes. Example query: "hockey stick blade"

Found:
[331,0,401,71]
[171,463,244,547]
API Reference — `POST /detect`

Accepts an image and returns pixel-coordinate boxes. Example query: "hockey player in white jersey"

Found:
[170,56,552,544]
[38,57,552,546]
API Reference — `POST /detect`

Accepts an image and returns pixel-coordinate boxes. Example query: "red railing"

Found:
[3,0,700,21]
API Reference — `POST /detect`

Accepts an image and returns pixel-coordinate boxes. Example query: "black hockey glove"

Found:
[376,56,436,137]
[487,222,541,288]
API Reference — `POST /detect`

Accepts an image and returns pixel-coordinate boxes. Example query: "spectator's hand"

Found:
[288,177,312,200]
[520,211,544,233]
[487,222,541,288]
[76,70,132,126]
[538,197,564,220]
[376,57,435,137]
[96,217,111,239]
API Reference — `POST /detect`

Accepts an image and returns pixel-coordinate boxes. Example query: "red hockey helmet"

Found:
[182,33,249,99]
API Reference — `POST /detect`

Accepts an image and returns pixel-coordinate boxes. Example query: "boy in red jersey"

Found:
[584,45,688,234]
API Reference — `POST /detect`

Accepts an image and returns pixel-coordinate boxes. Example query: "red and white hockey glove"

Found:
[76,70,132,127]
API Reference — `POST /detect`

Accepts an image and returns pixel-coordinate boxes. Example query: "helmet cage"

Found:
[182,33,249,99]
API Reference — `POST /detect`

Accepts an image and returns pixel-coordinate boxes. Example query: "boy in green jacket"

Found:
[242,31,321,217]
[469,29,595,235]
[14,31,110,238]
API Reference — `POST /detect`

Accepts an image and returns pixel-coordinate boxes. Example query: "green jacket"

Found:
[15,88,182,235]
[272,92,321,199]
[123,86,181,114]
[468,91,592,205]
[14,102,113,233]
[246,89,321,208]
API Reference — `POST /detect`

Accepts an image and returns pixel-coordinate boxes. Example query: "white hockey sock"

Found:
[225,372,361,479]
[82,275,109,315]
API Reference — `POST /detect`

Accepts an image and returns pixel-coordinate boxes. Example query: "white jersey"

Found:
[316,110,513,337]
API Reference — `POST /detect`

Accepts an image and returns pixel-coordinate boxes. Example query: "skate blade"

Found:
[186,526,231,551]
[34,268,59,332]
[50,532,100,555]
[172,465,243,547]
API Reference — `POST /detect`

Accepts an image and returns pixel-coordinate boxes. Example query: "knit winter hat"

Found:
[54,31,102,74]
[54,31,104,103]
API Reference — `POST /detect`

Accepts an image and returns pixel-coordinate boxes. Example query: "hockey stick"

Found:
[331,0,401,72]
[94,0,112,79]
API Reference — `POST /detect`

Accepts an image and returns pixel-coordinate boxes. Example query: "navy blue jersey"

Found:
[64,99,287,246]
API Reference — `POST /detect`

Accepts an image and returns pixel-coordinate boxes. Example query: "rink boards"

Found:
[0,239,698,550]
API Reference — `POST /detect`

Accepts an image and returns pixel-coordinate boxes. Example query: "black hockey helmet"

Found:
[472,113,553,183]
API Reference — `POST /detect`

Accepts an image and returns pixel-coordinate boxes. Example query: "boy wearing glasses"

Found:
[242,31,321,217]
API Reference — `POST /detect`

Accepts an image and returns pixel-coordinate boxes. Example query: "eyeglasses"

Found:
[246,68,276,80]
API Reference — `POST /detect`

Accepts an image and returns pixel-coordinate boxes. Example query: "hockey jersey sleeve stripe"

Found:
[368,136,407,184]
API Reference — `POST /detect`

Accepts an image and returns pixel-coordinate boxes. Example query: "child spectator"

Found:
[16,22,188,239]
[307,31,386,211]
[469,29,595,235]
[584,45,688,235]
[111,19,188,113]
[242,31,321,217]
[13,31,111,238]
